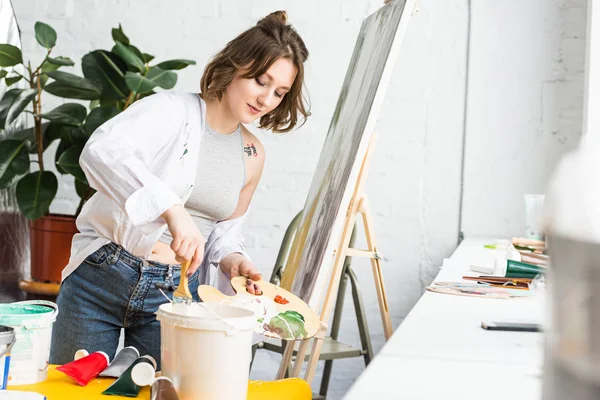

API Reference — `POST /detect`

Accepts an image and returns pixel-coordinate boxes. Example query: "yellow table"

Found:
[8,365,311,400]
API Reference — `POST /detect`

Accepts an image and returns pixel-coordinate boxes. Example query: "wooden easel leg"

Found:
[304,336,325,383]
[359,197,393,339]
[277,342,295,380]
[291,339,310,377]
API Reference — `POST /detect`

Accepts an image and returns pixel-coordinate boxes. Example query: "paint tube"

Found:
[494,258,546,278]
[151,377,179,400]
[130,362,179,400]
[102,355,156,397]
[56,351,109,386]
[73,349,89,361]
[100,346,140,378]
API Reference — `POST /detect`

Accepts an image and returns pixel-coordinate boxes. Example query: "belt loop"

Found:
[167,265,174,285]
[109,245,122,264]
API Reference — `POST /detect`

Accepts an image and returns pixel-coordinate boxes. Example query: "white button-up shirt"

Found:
[65,92,247,295]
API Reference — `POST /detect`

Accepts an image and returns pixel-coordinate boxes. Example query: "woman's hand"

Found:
[162,205,206,276]
[219,253,263,295]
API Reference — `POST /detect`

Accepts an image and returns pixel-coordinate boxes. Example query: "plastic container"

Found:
[0,301,58,386]
[156,302,256,400]
[524,194,545,240]
[0,326,16,389]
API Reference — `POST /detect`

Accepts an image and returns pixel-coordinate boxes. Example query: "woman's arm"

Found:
[80,92,186,227]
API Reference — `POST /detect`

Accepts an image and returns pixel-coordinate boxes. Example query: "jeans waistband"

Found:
[103,242,180,272]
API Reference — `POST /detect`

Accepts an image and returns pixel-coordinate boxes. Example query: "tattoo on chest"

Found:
[244,143,258,157]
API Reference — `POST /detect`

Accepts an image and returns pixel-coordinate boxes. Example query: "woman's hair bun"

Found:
[258,10,288,26]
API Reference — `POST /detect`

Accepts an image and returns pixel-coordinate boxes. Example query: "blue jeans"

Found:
[49,242,200,369]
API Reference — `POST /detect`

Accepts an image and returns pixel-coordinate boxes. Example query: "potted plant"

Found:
[0,22,195,284]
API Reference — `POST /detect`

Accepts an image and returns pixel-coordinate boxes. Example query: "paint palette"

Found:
[197,277,322,341]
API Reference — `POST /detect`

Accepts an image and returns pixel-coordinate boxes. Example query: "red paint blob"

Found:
[56,351,109,386]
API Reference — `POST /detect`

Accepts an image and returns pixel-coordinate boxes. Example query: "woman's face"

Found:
[224,57,298,124]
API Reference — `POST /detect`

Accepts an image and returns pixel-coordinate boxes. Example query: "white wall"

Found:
[461,0,586,237]
[11,0,585,398]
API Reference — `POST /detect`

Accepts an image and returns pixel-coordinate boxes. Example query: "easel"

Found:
[276,134,393,384]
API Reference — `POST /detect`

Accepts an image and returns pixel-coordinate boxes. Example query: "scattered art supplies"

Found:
[130,368,180,400]
[474,243,548,279]
[462,275,532,290]
[56,351,109,386]
[427,282,534,299]
[102,355,156,397]
[198,277,323,341]
[150,377,179,400]
[99,346,140,378]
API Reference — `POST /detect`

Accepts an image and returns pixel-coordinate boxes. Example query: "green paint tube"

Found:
[102,355,156,397]
[493,258,546,278]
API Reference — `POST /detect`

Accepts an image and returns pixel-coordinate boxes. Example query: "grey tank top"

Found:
[159,123,246,244]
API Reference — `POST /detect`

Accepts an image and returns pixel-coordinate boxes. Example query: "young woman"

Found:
[49,10,310,367]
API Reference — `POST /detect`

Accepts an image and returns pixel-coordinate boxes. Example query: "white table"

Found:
[345,238,545,399]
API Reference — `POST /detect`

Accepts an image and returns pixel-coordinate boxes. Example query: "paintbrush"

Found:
[173,260,192,304]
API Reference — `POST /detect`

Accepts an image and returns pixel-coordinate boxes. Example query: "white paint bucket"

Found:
[156,302,256,400]
[0,301,58,386]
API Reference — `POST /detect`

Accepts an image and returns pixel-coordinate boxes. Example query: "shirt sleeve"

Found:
[79,92,185,227]
[198,215,250,295]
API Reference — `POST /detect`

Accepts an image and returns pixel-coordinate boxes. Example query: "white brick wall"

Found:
[12,0,585,398]
[461,0,586,237]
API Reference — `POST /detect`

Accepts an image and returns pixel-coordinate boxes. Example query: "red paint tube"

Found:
[56,351,109,386]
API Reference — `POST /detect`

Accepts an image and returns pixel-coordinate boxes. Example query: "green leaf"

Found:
[46,70,102,93]
[0,139,30,189]
[84,106,119,135]
[0,70,7,79]
[5,76,22,87]
[0,88,37,129]
[124,72,155,94]
[54,138,69,174]
[44,70,102,100]
[57,145,86,182]
[75,178,92,198]
[41,61,61,73]
[112,42,145,73]
[125,67,176,94]
[89,99,100,110]
[156,59,196,70]
[44,81,101,100]
[129,45,144,62]
[39,103,87,126]
[0,44,23,67]
[44,122,73,142]
[141,53,154,64]
[111,24,130,45]
[82,50,128,100]
[35,22,57,49]
[60,125,88,146]
[37,75,49,88]
[16,171,58,220]
[148,66,177,89]
[5,123,51,155]
[47,56,75,66]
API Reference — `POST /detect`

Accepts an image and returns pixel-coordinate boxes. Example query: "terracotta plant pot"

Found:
[29,215,78,283]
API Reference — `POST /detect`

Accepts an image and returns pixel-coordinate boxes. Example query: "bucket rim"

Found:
[156,303,257,332]
[0,300,59,322]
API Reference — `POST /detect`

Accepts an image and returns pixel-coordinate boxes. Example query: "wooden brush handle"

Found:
[177,260,192,298]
